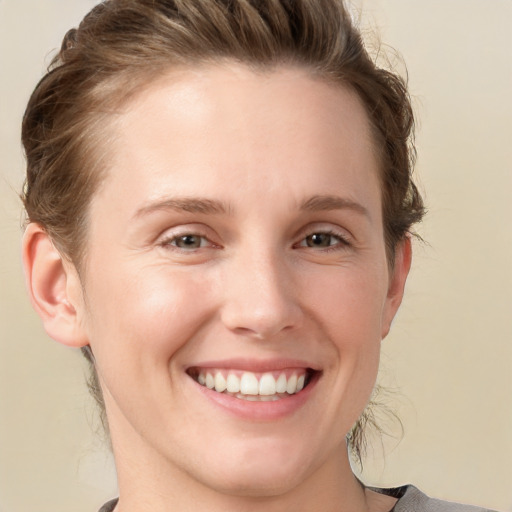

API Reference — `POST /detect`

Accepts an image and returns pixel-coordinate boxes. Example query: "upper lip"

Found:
[186,358,322,373]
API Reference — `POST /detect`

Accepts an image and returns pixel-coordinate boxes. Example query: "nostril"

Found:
[221,301,302,340]
[230,323,294,340]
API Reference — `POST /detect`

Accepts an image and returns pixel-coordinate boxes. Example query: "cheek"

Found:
[306,266,386,384]
[305,264,388,343]
[82,264,220,430]
[290,267,385,439]
[83,264,217,372]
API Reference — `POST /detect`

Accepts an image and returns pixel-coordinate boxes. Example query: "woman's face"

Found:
[76,64,409,496]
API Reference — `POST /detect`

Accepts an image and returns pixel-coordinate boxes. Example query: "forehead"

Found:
[93,63,380,218]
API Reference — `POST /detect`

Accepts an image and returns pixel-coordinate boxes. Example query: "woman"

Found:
[20,1,495,511]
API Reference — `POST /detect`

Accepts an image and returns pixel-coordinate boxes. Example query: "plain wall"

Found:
[1,1,511,511]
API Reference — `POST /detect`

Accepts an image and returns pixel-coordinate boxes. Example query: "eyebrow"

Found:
[133,194,369,219]
[134,197,229,218]
[300,195,370,218]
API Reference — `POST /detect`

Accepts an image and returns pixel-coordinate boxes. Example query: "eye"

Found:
[296,230,350,250]
[304,233,337,248]
[174,234,206,249]
[161,233,213,250]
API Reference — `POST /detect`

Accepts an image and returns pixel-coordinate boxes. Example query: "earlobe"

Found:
[381,236,412,339]
[22,223,89,348]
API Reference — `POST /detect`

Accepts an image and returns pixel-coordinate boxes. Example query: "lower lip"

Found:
[190,372,320,421]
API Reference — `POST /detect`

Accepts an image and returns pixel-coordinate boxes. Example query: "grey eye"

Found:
[174,235,204,249]
[305,233,336,247]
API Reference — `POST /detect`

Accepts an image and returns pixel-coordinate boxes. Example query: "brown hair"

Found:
[22,0,425,462]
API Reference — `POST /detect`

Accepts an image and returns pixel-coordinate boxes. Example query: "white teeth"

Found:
[195,370,310,398]
[258,373,276,395]
[240,372,259,395]
[226,373,241,393]
[276,373,287,393]
[286,374,298,394]
[214,372,227,392]
[297,374,305,392]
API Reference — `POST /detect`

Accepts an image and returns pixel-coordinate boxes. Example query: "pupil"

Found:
[178,235,200,248]
[308,233,330,247]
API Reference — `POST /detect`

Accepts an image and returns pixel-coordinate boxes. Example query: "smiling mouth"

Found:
[187,368,316,401]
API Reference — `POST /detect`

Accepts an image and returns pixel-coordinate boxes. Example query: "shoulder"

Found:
[374,485,496,512]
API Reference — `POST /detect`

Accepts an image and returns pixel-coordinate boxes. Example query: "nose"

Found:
[220,249,303,340]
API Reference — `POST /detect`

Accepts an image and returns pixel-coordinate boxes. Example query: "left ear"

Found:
[381,236,412,339]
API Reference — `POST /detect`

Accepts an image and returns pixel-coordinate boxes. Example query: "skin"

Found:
[23,63,411,512]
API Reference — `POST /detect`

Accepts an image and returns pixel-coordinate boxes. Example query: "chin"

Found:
[206,466,304,499]
[190,438,318,498]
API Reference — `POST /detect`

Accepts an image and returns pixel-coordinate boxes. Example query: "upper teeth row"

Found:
[197,371,306,396]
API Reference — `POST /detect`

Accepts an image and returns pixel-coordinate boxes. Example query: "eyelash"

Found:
[159,228,351,253]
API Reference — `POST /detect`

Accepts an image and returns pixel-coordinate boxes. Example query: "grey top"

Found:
[98,485,496,511]
[376,485,495,512]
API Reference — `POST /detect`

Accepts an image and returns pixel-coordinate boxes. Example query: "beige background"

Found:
[1,1,511,511]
